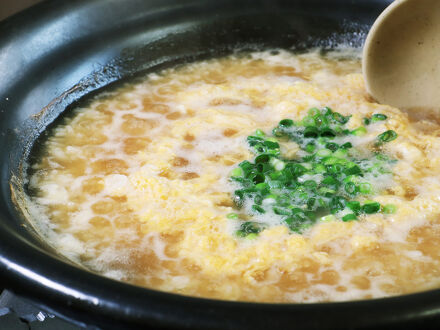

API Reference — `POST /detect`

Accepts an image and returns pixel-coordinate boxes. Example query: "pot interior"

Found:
[6,1,434,330]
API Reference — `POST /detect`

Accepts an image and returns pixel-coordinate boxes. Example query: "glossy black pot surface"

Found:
[2,0,439,329]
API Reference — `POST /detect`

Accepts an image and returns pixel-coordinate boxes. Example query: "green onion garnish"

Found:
[359,182,372,194]
[320,214,337,222]
[346,201,361,214]
[229,107,397,237]
[351,127,367,136]
[255,129,265,137]
[362,202,381,214]
[344,182,357,194]
[377,130,398,143]
[235,221,264,237]
[231,167,244,177]
[383,204,397,214]
[371,113,388,122]
[342,213,357,222]
[279,119,294,127]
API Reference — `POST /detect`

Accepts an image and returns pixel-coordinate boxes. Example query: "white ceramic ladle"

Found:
[363,0,440,110]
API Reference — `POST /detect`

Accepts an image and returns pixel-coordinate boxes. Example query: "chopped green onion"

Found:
[276,194,290,206]
[332,112,349,124]
[270,158,285,171]
[304,180,317,190]
[279,119,294,127]
[325,142,339,152]
[255,154,271,164]
[315,115,329,127]
[377,130,398,143]
[342,213,357,222]
[256,163,270,173]
[359,182,372,194]
[291,164,307,176]
[341,142,353,149]
[344,182,357,194]
[346,201,361,214]
[308,107,320,117]
[320,214,337,222]
[330,196,347,213]
[245,233,258,240]
[383,204,397,214]
[322,106,333,115]
[231,167,244,177]
[239,160,253,171]
[351,126,367,136]
[320,128,336,138]
[318,187,336,197]
[313,163,326,173]
[317,149,332,157]
[264,140,280,149]
[255,182,269,191]
[371,113,388,122]
[272,127,285,137]
[265,193,277,199]
[239,222,263,234]
[322,176,338,186]
[345,164,362,176]
[306,198,316,209]
[305,143,316,153]
[235,230,246,237]
[343,175,358,183]
[362,202,381,214]
[330,163,345,174]
[273,206,291,215]
[333,149,348,159]
[302,116,316,127]
[233,190,244,208]
[304,126,319,138]
[255,129,265,137]
[230,107,397,236]
[250,173,265,184]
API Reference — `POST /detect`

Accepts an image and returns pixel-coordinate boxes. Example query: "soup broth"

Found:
[27,49,440,302]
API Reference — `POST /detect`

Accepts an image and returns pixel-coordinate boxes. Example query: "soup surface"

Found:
[27,49,440,302]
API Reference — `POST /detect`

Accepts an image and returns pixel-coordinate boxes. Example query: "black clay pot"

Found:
[2,0,439,329]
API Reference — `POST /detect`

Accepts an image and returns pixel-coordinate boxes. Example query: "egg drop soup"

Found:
[26,49,440,302]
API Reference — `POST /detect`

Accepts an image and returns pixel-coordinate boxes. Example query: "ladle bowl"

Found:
[363,0,440,109]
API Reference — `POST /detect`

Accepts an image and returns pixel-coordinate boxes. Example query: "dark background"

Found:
[0,0,43,21]
[0,0,43,292]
